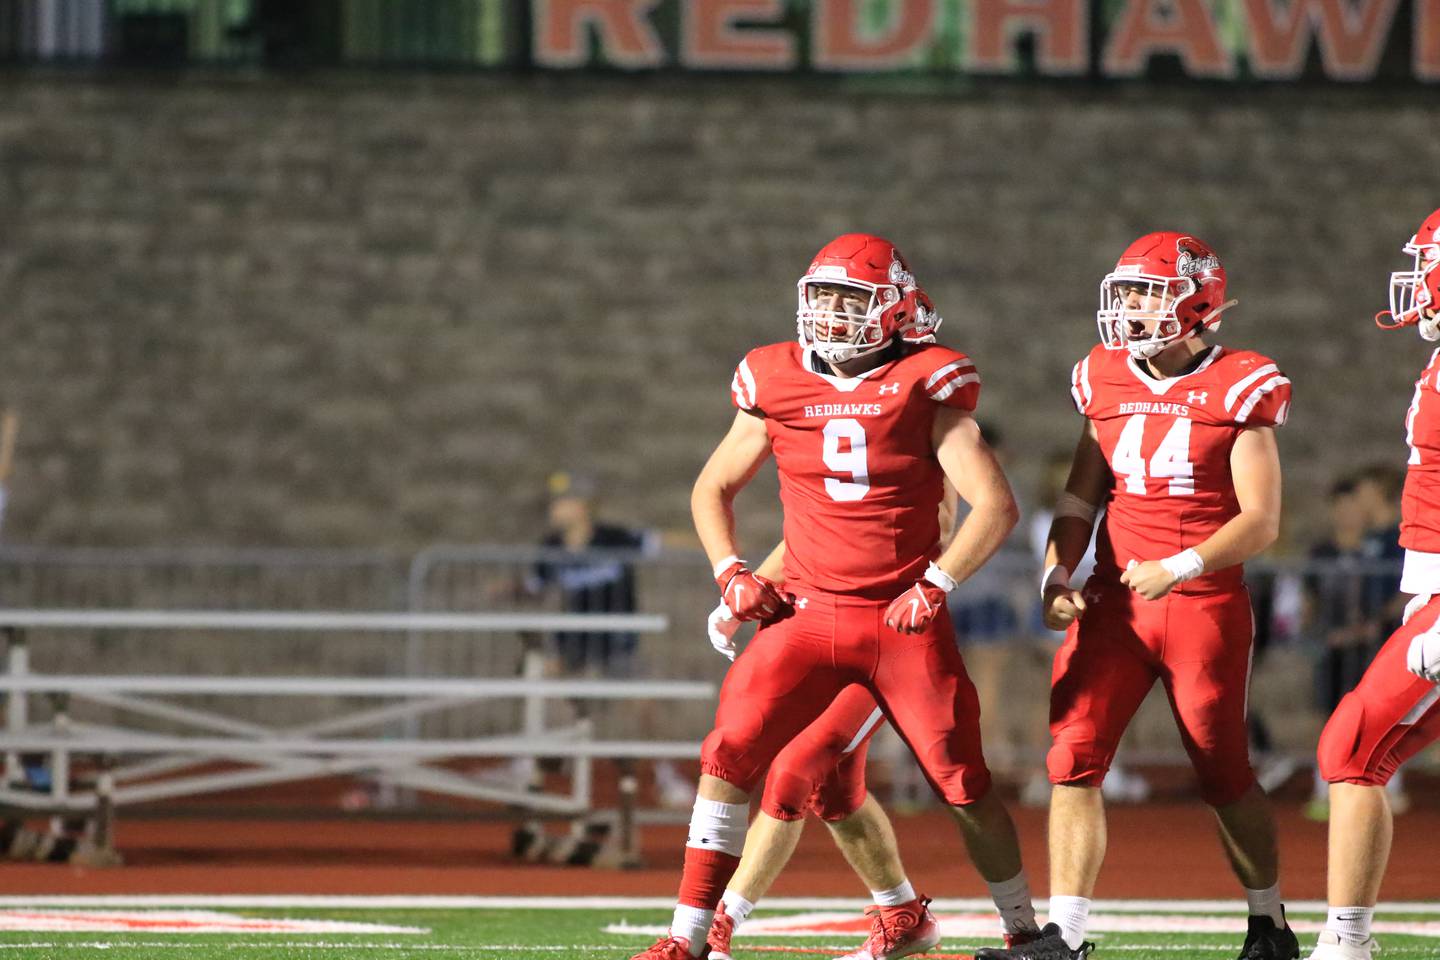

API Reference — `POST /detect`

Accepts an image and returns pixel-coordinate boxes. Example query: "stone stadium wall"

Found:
[2,72,1432,550]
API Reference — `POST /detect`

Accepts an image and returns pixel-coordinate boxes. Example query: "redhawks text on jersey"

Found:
[731,341,979,599]
[1071,343,1290,593]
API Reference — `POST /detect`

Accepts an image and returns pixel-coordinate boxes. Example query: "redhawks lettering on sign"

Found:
[813,0,936,70]
[969,0,1088,75]
[684,0,797,69]
[1241,0,1401,79]
[533,0,666,68]
[525,0,1440,81]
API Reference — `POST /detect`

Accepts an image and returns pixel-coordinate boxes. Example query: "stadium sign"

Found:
[529,0,1440,82]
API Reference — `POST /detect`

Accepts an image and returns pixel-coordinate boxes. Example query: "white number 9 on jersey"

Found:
[822,418,870,501]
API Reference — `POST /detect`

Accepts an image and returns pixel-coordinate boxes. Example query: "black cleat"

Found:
[1237,913,1300,960]
[974,922,1094,960]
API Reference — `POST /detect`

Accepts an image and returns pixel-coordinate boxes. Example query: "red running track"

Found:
[3,799,1436,899]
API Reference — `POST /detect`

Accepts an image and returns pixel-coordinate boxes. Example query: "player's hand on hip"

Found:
[715,561,786,622]
[1406,619,1440,684]
[1120,559,1177,601]
[707,601,741,661]
[1042,584,1087,631]
[885,580,947,634]
[1402,592,1434,626]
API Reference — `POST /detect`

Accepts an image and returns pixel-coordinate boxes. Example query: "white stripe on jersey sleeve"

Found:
[931,372,981,402]
[732,357,758,409]
[1234,375,1290,424]
[1079,356,1093,408]
[1224,364,1279,412]
[925,359,975,390]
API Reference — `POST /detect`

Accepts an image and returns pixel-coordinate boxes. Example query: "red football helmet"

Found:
[1377,207,1440,341]
[796,233,939,362]
[1097,232,1237,359]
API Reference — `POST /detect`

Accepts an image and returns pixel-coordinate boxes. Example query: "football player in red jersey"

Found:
[627,234,1040,960]
[703,487,1009,960]
[1303,208,1440,960]
[978,233,1297,960]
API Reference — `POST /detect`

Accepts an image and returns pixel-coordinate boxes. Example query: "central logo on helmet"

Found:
[888,255,914,288]
[1175,247,1220,277]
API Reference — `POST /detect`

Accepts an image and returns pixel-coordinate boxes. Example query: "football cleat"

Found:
[1306,931,1377,960]
[1004,926,1046,949]
[1237,913,1300,960]
[833,897,941,960]
[628,935,708,960]
[974,922,1094,959]
[707,903,736,960]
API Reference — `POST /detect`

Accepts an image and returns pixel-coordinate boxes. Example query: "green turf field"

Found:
[0,904,1435,959]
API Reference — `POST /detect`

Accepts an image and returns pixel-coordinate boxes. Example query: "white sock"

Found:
[1246,884,1284,926]
[1048,895,1091,950]
[685,798,749,857]
[1326,906,1374,947]
[870,880,917,907]
[987,871,1039,935]
[721,889,756,927]
[671,904,713,954]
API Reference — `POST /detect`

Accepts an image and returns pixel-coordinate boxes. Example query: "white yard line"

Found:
[0,896,1437,914]
[0,945,1268,953]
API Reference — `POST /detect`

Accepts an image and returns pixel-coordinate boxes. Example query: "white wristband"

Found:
[1159,548,1205,583]
[713,554,742,578]
[1041,563,1071,598]
[924,562,959,593]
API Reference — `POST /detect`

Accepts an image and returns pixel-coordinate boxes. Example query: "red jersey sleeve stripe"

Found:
[1234,375,1291,424]
[925,359,975,391]
[929,370,981,402]
[1223,364,1279,412]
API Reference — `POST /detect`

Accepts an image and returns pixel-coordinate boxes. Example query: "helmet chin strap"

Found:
[1126,298,1238,360]
[1374,309,1440,340]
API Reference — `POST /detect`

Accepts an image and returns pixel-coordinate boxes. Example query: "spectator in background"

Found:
[1303,473,1409,818]
[526,470,660,683]
[521,471,689,805]
[1354,463,1406,629]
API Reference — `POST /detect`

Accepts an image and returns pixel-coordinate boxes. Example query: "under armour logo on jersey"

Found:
[877,382,900,395]
[796,597,809,609]
[1187,390,1208,405]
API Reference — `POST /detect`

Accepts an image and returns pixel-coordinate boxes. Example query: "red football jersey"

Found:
[1070,343,1290,594]
[731,341,980,599]
[1400,347,1440,553]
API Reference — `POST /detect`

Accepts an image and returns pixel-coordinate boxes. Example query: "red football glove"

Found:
[715,560,787,622]
[884,579,948,633]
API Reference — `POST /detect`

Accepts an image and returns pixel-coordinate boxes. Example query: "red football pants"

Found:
[701,590,992,807]
[1047,580,1257,807]
[760,683,884,822]
[1319,595,1440,786]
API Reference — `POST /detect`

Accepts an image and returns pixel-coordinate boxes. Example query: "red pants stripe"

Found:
[1319,595,1440,786]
